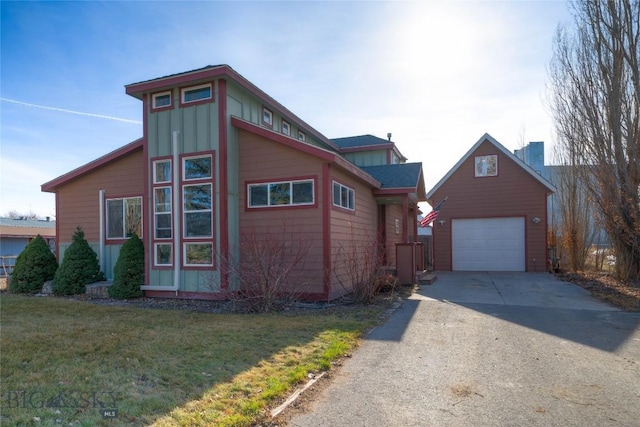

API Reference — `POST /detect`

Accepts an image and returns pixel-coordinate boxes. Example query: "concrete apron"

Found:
[417,271,619,311]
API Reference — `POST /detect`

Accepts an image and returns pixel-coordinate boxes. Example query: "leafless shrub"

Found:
[208,226,312,313]
[332,231,390,304]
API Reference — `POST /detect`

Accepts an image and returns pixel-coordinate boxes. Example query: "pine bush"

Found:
[9,235,58,294]
[52,227,105,295]
[108,234,144,299]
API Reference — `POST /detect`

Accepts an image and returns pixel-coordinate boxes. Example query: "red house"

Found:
[42,65,427,300]
[426,133,555,272]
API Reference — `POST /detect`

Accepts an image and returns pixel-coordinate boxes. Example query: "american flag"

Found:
[420,197,447,227]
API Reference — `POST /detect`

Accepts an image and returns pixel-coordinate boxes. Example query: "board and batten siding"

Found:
[237,129,325,296]
[432,140,549,272]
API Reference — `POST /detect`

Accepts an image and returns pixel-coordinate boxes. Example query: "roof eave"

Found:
[41,138,144,192]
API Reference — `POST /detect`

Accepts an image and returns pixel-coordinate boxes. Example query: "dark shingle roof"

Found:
[332,134,392,149]
[360,163,422,189]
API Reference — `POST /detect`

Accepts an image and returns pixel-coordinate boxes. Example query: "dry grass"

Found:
[558,271,640,311]
[0,293,388,426]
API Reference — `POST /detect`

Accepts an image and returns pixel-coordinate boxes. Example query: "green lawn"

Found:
[0,294,385,426]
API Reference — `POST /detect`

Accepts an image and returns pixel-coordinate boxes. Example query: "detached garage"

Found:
[426,134,555,272]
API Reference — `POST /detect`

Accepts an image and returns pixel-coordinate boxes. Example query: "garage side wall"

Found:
[432,141,549,272]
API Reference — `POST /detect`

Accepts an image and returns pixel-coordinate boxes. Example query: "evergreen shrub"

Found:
[9,235,58,293]
[108,233,144,299]
[52,227,105,295]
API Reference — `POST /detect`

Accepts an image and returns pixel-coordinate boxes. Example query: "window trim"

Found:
[105,195,143,242]
[297,130,306,142]
[262,106,273,128]
[151,91,172,111]
[246,176,317,210]
[182,154,213,182]
[182,182,213,239]
[474,154,498,177]
[179,83,213,107]
[153,158,172,184]
[153,186,172,240]
[332,181,355,211]
[154,243,173,268]
[281,119,291,136]
[179,151,216,270]
[183,242,214,267]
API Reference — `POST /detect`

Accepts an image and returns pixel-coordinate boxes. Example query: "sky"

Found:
[0,0,572,219]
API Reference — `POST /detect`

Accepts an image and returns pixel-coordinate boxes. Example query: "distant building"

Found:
[514,141,610,247]
[0,217,56,275]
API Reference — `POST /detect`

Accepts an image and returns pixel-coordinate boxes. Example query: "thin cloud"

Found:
[0,97,142,125]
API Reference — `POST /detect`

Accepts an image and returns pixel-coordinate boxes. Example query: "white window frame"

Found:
[183,183,213,238]
[183,242,213,267]
[153,159,171,184]
[248,179,315,208]
[332,181,355,211]
[183,154,212,181]
[154,186,172,240]
[152,91,172,109]
[154,243,173,266]
[106,196,143,239]
[298,130,306,142]
[282,119,291,136]
[181,83,212,104]
[262,106,273,128]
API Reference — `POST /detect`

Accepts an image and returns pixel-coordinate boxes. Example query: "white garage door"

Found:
[452,217,525,271]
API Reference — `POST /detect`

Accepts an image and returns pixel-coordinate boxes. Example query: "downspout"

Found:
[99,189,105,275]
[141,130,181,292]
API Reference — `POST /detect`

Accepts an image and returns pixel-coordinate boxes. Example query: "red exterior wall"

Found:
[237,129,326,297]
[431,140,550,272]
[329,167,379,300]
[54,149,144,248]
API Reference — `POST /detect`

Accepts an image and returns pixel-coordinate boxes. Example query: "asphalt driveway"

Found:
[289,272,640,427]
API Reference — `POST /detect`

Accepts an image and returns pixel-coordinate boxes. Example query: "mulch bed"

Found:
[557,271,640,312]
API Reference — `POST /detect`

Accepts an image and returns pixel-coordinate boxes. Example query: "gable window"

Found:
[152,91,172,110]
[181,83,212,104]
[298,130,306,142]
[262,106,273,128]
[282,120,291,136]
[248,179,314,208]
[106,197,142,239]
[332,182,355,210]
[475,154,498,177]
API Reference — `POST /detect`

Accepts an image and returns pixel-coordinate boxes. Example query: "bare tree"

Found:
[549,147,598,271]
[548,0,640,280]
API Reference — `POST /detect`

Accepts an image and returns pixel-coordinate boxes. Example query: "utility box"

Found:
[396,243,417,285]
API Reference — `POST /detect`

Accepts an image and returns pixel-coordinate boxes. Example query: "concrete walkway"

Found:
[289,272,640,427]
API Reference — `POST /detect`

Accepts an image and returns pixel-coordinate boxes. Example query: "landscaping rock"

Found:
[41,280,53,295]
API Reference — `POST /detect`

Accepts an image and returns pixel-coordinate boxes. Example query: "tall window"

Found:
[248,179,314,208]
[153,159,172,266]
[106,197,142,239]
[182,154,214,267]
[332,182,355,211]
